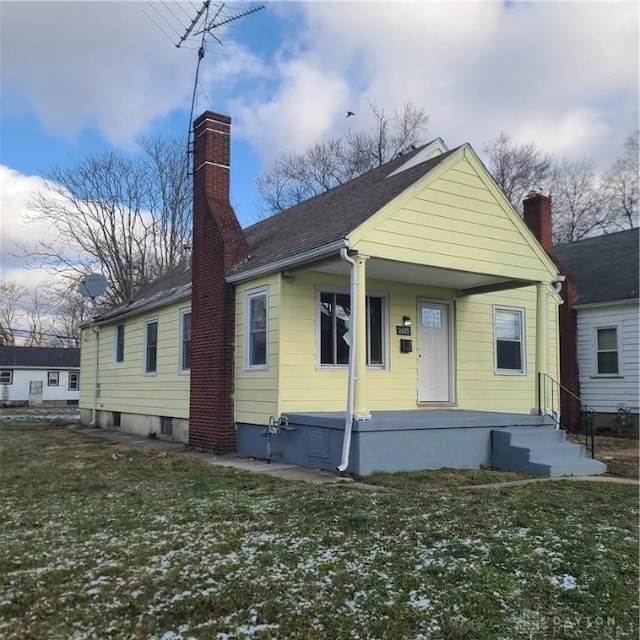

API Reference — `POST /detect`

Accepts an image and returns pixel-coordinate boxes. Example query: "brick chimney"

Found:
[189,112,249,453]
[523,191,553,253]
[522,190,581,430]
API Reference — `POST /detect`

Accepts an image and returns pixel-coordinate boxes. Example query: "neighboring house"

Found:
[0,346,80,406]
[79,111,605,477]
[554,228,639,436]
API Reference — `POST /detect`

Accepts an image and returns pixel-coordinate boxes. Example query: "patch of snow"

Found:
[550,574,577,590]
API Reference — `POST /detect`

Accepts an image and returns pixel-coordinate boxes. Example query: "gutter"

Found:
[337,247,357,473]
[226,239,348,284]
[89,322,100,427]
[545,277,564,425]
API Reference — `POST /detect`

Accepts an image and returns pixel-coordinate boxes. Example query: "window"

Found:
[114,324,125,363]
[144,319,158,374]
[246,290,267,368]
[161,416,173,435]
[319,291,386,367]
[0,370,12,385]
[68,371,79,391]
[48,371,59,386]
[595,327,619,375]
[494,308,525,374]
[180,310,191,372]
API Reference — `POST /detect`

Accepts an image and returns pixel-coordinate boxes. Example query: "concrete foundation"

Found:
[79,408,189,444]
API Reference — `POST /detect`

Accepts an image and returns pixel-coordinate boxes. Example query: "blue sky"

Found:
[1,1,638,288]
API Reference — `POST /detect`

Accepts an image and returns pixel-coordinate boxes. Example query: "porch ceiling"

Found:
[307,257,532,293]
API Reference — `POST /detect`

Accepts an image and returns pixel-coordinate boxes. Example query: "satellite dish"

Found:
[78,273,107,299]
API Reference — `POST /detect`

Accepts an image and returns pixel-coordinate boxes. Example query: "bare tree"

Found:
[46,284,92,348]
[256,101,430,215]
[483,132,554,211]
[19,136,191,306]
[601,131,639,231]
[549,158,610,244]
[0,280,25,346]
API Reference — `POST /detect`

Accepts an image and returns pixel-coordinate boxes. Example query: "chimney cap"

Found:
[524,189,551,200]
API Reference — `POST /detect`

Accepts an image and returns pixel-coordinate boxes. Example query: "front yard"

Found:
[1,422,638,640]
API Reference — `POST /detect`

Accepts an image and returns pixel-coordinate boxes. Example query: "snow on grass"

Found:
[0,422,638,639]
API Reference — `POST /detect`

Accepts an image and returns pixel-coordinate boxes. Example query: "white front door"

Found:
[417,301,452,402]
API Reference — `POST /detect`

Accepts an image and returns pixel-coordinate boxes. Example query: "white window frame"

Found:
[179,308,191,374]
[68,371,79,391]
[47,371,60,387]
[315,285,389,370]
[245,288,268,371]
[0,370,13,385]
[493,306,526,376]
[593,325,622,377]
[114,324,125,363]
[144,318,159,376]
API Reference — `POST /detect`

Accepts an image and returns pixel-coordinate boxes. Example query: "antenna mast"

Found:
[175,1,265,159]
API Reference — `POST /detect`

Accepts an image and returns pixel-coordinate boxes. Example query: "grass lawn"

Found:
[1,423,638,640]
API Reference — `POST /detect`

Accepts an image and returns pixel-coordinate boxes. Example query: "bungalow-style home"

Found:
[0,346,80,406]
[553,228,639,436]
[79,111,606,476]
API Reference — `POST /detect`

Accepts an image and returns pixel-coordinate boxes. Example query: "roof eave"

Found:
[573,297,639,310]
[226,239,349,284]
[80,287,192,328]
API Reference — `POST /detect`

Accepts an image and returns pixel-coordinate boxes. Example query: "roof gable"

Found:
[553,228,639,305]
[348,145,559,283]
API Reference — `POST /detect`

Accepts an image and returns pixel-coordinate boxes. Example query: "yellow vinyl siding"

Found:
[275,272,559,416]
[234,274,281,424]
[78,300,190,419]
[349,149,557,283]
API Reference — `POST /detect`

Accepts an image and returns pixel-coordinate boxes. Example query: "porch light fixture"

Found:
[403,315,412,327]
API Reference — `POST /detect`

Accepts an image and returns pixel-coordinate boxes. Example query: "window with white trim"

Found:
[0,370,13,385]
[144,319,158,374]
[48,371,59,386]
[180,310,191,372]
[114,324,125,363]
[246,290,267,369]
[595,327,619,375]
[68,371,79,391]
[319,291,386,367]
[494,307,525,374]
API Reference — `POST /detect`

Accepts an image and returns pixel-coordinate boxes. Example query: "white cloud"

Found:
[233,1,638,170]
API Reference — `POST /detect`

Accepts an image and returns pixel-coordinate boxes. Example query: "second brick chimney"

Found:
[189,112,249,453]
[523,191,553,253]
[522,190,581,430]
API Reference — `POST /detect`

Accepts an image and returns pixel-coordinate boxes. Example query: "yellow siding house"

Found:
[79,111,606,477]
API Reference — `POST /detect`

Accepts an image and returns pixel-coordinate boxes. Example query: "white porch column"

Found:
[353,255,370,419]
[535,282,548,414]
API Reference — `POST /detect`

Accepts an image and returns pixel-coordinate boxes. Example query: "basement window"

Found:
[161,416,173,436]
[494,307,526,375]
[113,412,121,428]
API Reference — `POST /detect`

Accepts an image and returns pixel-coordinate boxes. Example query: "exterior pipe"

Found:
[89,302,100,427]
[338,247,357,472]
[546,277,565,427]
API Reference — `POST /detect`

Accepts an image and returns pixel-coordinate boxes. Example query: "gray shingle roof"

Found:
[0,346,80,369]
[230,146,459,277]
[553,228,639,305]
[93,263,191,324]
[91,145,458,324]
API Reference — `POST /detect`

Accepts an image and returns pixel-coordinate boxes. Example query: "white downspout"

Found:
[546,277,565,427]
[89,300,100,427]
[338,247,357,472]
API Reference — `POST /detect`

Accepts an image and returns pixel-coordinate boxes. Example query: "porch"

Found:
[237,410,560,476]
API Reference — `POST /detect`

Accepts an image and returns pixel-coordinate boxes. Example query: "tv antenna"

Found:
[172,1,265,158]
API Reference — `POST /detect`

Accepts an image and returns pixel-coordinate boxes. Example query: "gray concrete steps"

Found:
[492,427,606,477]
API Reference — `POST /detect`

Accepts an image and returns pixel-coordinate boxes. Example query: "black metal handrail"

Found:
[538,372,596,459]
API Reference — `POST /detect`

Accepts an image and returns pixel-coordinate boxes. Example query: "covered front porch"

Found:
[236,410,556,476]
